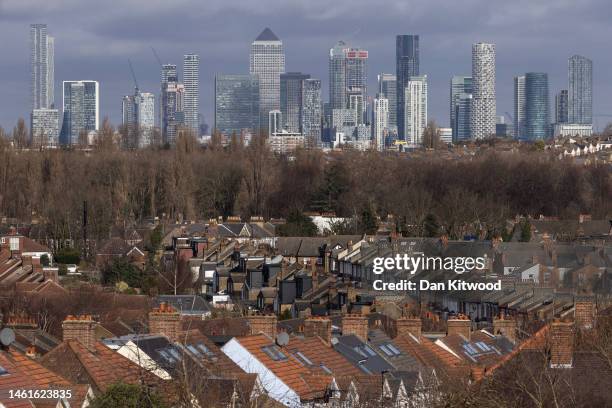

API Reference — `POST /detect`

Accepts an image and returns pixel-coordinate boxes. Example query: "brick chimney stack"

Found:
[550,320,574,368]
[493,312,517,343]
[247,314,278,339]
[574,297,596,330]
[396,317,422,339]
[62,315,97,350]
[342,314,368,342]
[149,302,181,342]
[447,315,472,340]
[304,317,332,345]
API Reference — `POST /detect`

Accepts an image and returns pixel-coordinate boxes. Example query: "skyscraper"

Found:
[568,55,592,125]
[250,28,285,133]
[183,54,200,133]
[161,64,177,85]
[471,42,496,139]
[345,47,368,124]
[280,72,310,132]
[454,93,472,142]
[30,24,54,110]
[372,96,389,151]
[214,74,260,137]
[161,78,185,145]
[405,75,427,146]
[60,80,99,145]
[329,41,348,111]
[513,75,526,140]
[555,90,569,124]
[301,79,322,148]
[396,35,419,140]
[123,91,155,148]
[525,72,550,140]
[378,74,397,131]
[450,76,472,139]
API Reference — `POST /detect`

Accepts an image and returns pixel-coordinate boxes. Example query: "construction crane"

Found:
[127,59,139,93]
[151,47,163,67]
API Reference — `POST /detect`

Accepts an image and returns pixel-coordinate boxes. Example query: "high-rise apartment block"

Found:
[60,80,99,145]
[183,54,200,133]
[470,43,496,139]
[404,75,427,146]
[568,55,592,125]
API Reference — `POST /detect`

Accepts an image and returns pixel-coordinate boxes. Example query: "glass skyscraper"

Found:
[60,80,99,145]
[450,76,472,140]
[345,48,368,124]
[396,35,419,140]
[329,41,348,111]
[454,93,472,142]
[568,55,592,125]
[250,28,285,134]
[525,72,549,140]
[123,91,155,148]
[30,24,54,110]
[378,74,397,131]
[214,74,260,137]
[183,54,200,133]
[280,72,310,133]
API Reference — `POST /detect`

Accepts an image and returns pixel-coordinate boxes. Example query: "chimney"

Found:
[574,297,596,330]
[62,315,97,350]
[149,302,181,342]
[342,314,368,342]
[304,317,332,345]
[492,313,517,343]
[247,314,277,339]
[446,315,472,340]
[396,317,422,339]
[26,346,37,358]
[550,320,574,368]
[6,315,38,338]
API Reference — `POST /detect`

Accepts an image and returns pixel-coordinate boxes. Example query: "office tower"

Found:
[396,35,419,140]
[496,116,511,137]
[513,75,526,140]
[268,110,282,134]
[183,54,200,133]
[31,24,54,110]
[373,96,389,151]
[471,42,496,139]
[404,75,427,146]
[123,91,155,148]
[301,78,322,148]
[161,79,185,145]
[568,55,592,124]
[524,72,549,140]
[250,28,285,133]
[450,76,472,139]
[60,81,99,145]
[161,64,177,85]
[555,90,569,124]
[345,47,368,123]
[454,93,472,142]
[280,72,310,132]
[329,41,348,110]
[214,74,260,137]
[31,108,59,147]
[47,36,54,107]
[378,74,397,131]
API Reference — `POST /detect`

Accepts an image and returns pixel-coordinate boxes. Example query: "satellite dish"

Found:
[276,332,289,347]
[0,328,15,346]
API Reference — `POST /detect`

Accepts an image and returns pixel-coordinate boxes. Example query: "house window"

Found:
[9,238,19,251]
[262,345,287,361]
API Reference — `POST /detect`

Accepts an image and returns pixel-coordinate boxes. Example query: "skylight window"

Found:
[320,364,332,374]
[387,344,401,355]
[0,365,8,375]
[295,351,313,366]
[380,343,401,357]
[262,345,287,361]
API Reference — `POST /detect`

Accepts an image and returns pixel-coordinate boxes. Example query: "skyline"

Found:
[1,1,610,131]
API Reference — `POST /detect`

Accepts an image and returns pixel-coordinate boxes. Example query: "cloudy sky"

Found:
[1,0,611,131]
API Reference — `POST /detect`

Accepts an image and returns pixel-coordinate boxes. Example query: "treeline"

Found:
[0,130,610,244]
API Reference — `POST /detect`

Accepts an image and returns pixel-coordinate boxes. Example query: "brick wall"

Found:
[550,320,574,368]
[342,314,368,342]
[396,317,422,339]
[574,300,595,329]
[63,315,97,350]
[149,303,181,342]
[247,315,277,339]
[304,317,332,344]
[447,316,471,340]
